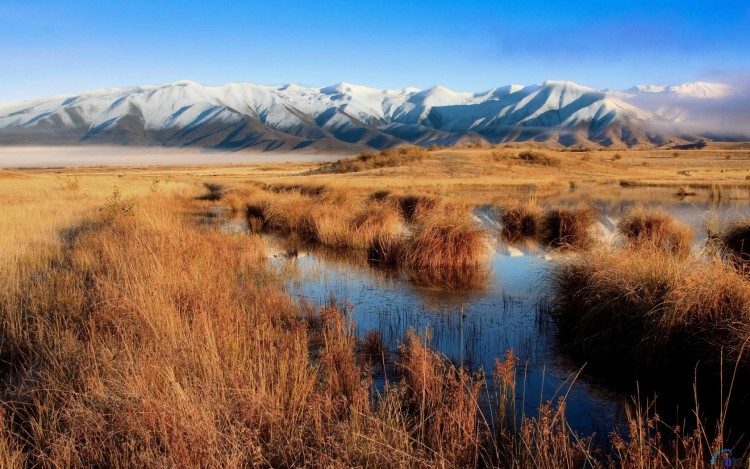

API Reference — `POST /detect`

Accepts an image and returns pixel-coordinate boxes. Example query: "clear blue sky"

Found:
[1,0,748,103]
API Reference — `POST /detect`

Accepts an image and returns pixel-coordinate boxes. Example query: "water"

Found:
[269,239,622,436]
[203,186,750,438]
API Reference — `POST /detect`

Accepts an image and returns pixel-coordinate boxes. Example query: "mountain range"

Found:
[0,80,739,152]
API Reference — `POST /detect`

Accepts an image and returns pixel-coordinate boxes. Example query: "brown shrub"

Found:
[317,146,428,174]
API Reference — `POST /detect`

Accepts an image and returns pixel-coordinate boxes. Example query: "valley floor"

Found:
[1,146,749,467]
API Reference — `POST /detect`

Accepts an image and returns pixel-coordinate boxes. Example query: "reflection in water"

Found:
[203,185,750,441]
[267,235,623,438]
[402,266,490,291]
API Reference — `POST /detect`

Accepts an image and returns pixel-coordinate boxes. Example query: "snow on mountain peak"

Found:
[626,81,732,98]
[0,79,737,151]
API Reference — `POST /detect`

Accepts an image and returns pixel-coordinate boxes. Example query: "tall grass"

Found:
[617,205,694,256]
[0,186,742,467]
[394,193,471,225]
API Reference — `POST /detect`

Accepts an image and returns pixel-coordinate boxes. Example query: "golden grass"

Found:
[0,166,741,467]
[402,220,490,270]
[617,205,694,256]
[551,247,750,377]
[316,146,428,173]
[543,204,598,249]
[722,219,750,264]
[500,199,544,241]
[349,201,404,249]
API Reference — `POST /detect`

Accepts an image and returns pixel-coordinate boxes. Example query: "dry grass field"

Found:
[1,146,749,467]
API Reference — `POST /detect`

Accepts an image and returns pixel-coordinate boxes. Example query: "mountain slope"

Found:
[0,80,729,151]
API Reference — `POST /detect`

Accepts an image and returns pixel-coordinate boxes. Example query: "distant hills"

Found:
[0,80,741,152]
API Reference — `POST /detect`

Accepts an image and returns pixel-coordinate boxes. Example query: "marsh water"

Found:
[209,185,750,438]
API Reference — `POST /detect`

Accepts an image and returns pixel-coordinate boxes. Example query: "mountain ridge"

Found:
[0,80,738,152]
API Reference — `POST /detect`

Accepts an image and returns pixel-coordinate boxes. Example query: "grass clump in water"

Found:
[617,205,694,256]
[500,199,544,241]
[402,220,489,270]
[550,247,750,387]
[722,219,750,265]
[543,204,597,249]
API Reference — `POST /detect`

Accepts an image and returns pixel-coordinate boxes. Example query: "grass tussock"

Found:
[317,146,428,173]
[500,199,544,241]
[261,190,312,233]
[350,202,404,249]
[395,194,471,224]
[402,221,490,270]
[551,247,750,381]
[543,204,598,249]
[518,150,561,166]
[722,219,750,264]
[617,205,694,256]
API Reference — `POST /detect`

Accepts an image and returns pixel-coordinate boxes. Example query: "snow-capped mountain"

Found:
[624,82,732,99]
[0,80,737,151]
[620,81,735,125]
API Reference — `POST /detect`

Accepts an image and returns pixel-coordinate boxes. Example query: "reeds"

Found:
[617,205,694,256]
[0,187,743,467]
[398,329,485,467]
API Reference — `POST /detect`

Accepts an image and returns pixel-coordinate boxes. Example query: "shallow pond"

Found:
[208,184,750,438]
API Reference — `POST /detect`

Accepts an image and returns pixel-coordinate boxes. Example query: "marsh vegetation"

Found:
[1,147,750,467]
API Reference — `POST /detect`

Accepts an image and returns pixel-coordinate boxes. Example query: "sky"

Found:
[1,0,749,103]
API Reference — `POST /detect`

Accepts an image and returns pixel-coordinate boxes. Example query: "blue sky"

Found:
[1,0,748,103]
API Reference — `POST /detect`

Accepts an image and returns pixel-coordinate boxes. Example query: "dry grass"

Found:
[543,204,598,249]
[518,150,561,166]
[402,220,490,270]
[551,247,750,379]
[0,166,744,467]
[393,193,471,225]
[260,190,310,233]
[350,201,404,249]
[316,146,428,173]
[722,219,750,264]
[617,205,694,256]
[500,199,544,241]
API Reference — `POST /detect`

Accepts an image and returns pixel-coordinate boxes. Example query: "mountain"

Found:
[624,82,732,99]
[619,82,736,125]
[0,80,737,151]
